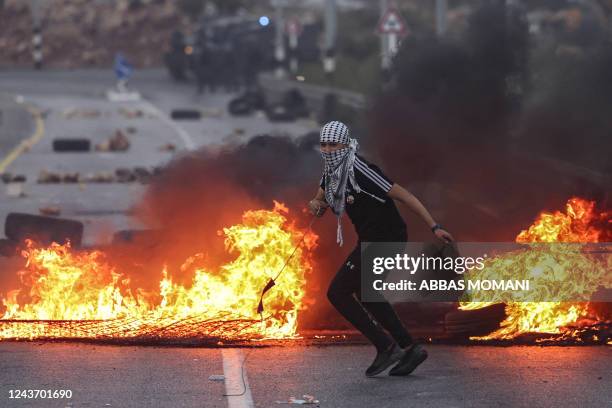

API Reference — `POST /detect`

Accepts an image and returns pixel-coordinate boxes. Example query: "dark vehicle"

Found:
[165,15,322,90]
[164,16,275,90]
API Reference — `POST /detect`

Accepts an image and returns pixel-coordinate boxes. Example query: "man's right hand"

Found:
[309,199,328,217]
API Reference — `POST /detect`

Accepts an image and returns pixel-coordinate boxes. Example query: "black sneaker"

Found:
[365,343,405,377]
[389,344,428,376]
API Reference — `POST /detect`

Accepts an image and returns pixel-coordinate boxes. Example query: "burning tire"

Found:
[266,104,295,122]
[243,89,266,110]
[0,238,18,257]
[5,213,84,247]
[112,229,162,246]
[52,138,91,152]
[228,98,253,116]
[170,109,201,120]
[444,303,507,337]
[282,89,309,118]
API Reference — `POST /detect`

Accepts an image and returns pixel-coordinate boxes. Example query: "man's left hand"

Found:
[435,228,454,243]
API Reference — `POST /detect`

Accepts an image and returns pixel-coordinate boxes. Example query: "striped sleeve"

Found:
[319,175,325,189]
[354,157,393,193]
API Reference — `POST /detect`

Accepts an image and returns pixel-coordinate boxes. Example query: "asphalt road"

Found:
[0,69,316,246]
[0,342,609,408]
[0,93,33,156]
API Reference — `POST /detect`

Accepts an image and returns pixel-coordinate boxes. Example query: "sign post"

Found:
[323,0,337,81]
[285,17,302,74]
[107,53,140,102]
[377,6,408,70]
[29,0,44,69]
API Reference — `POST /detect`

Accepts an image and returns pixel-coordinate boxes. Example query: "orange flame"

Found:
[515,197,604,243]
[1,205,317,341]
[461,197,611,341]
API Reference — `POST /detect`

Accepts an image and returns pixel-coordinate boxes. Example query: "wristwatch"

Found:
[431,224,443,233]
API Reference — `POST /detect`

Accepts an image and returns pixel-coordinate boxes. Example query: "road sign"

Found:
[377,7,407,35]
[114,53,133,81]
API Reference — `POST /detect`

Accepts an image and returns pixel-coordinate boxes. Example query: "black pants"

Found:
[327,234,413,351]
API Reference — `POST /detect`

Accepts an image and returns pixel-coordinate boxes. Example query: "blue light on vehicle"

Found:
[259,16,270,26]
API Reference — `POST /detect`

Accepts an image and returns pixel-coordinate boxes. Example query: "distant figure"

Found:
[165,30,188,81]
[243,37,262,90]
[114,53,133,92]
[195,43,212,94]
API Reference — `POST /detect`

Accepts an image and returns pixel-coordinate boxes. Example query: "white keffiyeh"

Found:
[320,121,361,246]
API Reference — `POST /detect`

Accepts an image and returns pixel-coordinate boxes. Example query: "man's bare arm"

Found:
[314,187,326,201]
[309,187,329,217]
[387,183,454,242]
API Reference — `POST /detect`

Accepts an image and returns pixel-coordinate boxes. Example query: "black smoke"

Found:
[366,3,610,241]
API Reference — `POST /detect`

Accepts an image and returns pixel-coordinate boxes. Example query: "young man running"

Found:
[309,121,454,377]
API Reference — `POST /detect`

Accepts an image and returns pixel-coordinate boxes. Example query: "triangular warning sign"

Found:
[378,8,407,35]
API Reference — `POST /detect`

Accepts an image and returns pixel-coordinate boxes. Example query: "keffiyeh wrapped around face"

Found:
[320,121,361,246]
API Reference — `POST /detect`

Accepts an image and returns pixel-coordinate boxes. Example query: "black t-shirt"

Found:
[320,155,406,241]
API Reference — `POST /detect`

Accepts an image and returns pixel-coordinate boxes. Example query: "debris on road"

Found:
[118,108,147,119]
[0,239,18,257]
[85,171,115,183]
[6,183,26,198]
[1,173,27,183]
[115,168,137,183]
[208,375,225,382]
[201,107,223,118]
[276,395,320,405]
[6,212,84,247]
[62,172,80,183]
[125,126,138,134]
[39,206,62,216]
[53,138,91,152]
[62,108,101,119]
[170,109,201,120]
[38,170,62,183]
[158,143,176,152]
[132,167,152,183]
[228,89,267,117]
[38,168,157,184]
[95,130,130,152]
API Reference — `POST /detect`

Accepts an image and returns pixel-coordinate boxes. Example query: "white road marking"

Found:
[141,100,196,151]
[222,349,255,408]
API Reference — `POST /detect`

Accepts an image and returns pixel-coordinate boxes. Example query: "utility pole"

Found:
[271,0,287,78]
[435,0,447,38]
[380,0,390,71]
[378,0,407,83]
[29,0,44,69]
[323,0,337,82]
[286,17,302,74]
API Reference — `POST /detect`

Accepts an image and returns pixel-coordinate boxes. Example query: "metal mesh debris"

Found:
[0,313,271,345]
